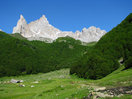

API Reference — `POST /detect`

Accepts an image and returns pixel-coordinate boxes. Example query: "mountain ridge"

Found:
[13,15,106,43]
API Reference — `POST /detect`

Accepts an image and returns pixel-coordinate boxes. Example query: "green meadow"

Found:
[0,65,132,99]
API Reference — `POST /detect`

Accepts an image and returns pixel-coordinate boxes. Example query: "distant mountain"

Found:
[70,13,132,79]
[12,15,106,43]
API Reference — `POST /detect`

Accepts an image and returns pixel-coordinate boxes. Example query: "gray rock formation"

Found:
[10,79,23,83]
[13,15,106,43]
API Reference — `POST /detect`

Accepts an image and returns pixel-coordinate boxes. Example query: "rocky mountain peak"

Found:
[37,15,49,24]
[13,15,31,36]
[41,15,48,21]
[82,27,87,32]
[18,14,27,24]
[13,15,107,43]
[20,14,24,19]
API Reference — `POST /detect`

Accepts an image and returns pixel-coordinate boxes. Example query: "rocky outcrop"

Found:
[84,86,132,99]
[13,15,106,43]
[10,79,23,83]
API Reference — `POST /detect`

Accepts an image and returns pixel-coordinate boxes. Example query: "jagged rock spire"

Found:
[20,14,24,19]
[13,15,106,43]
[40,15,49,23]
[13,14,27,34]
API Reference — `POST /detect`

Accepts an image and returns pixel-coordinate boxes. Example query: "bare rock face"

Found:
[13,15,32,37]
[13,15,106,43]
[78,26,106,42]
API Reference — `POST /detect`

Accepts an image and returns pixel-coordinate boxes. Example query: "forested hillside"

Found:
[0,32,92,77]
[1,13,131,80]
[70,13,132,79]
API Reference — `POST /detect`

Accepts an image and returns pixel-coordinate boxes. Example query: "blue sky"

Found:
[0,0,131,33]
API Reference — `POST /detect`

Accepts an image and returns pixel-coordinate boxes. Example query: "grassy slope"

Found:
[0,67,132,99]
[10,33,27,40]
[0,69,91,99]
[94,66,132,87]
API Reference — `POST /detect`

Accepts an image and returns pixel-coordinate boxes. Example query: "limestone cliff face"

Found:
[13,15,30,37]
[13,15,106,43]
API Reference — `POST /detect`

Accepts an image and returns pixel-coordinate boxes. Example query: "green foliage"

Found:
[70,13,132,79]
[10,33,27,40]
[125,56,132,69]
[0,31,91,77]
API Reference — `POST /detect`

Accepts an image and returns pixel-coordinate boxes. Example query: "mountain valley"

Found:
[0,13,132,99]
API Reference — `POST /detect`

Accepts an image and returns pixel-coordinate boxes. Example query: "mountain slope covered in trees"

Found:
[0,32,93,77]
[70,13,132,79]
